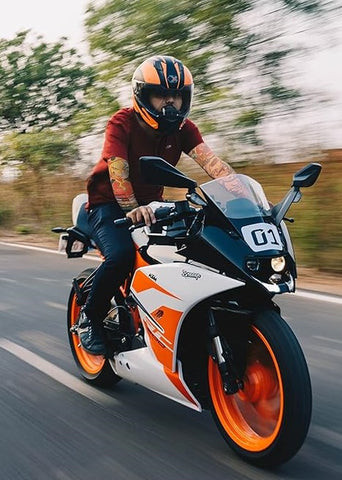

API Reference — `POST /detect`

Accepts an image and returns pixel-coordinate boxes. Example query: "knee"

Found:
[103,244,135,270]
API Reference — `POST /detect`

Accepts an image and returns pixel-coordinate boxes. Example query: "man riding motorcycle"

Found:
[81,55,235,355]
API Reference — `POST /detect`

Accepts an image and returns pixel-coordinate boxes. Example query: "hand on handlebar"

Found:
[126,205,156,227]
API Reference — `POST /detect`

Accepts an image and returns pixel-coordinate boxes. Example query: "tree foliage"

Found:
[85,0,329,149]
[0,31,95,132]
[0,129,78,175]
[70,84,120,136]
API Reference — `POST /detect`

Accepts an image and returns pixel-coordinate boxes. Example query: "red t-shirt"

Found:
[87,108,203,208]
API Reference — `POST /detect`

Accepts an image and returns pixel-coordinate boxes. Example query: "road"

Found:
[0,242,341,480]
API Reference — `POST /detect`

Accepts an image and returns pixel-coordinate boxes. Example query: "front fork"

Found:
[208,309,243,395]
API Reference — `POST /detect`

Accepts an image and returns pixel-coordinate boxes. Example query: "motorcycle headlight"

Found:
[271,256,286,273]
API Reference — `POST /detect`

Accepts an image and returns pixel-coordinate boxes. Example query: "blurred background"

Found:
[0,0,341,273]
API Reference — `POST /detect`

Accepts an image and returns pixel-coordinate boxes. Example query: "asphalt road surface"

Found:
[0,242,341,480]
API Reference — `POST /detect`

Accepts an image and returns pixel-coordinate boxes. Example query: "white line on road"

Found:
[1,241,341,304]
[313,335,342,345]
[0,240,101,261]
[307,344,342,358]
[45,301,66,311]
[0,338,119,407]
[293,290,342,305]
[0,277,17,283]
[34,277,59,283]
[0,241,65,255]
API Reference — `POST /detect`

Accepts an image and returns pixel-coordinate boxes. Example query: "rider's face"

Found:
[150,92,182,112]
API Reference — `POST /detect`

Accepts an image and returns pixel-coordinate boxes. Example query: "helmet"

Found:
[132,55,193,135]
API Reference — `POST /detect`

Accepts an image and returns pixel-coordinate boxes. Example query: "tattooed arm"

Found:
[108,157,156,225]
[188,142,234,179]
[108,157,139,212]
[189,142,253,198]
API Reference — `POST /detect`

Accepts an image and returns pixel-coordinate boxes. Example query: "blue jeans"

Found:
[84,203,135,322]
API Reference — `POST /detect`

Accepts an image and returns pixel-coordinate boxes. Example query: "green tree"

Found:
[84,0,331,149]
[0,31,95,132]
[0,129,78,174]
[70,84,120,136]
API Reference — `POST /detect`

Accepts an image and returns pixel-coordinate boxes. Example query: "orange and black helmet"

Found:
[132,55,194,135]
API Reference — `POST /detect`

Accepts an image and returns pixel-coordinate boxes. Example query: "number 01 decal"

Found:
[241,223,283,252]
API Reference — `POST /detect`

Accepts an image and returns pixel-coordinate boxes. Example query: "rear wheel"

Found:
[67,268,121,387]
[208,309,312,467]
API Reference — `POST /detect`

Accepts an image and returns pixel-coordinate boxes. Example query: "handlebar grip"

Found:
[113,217,133,227]
[155,206,173,220]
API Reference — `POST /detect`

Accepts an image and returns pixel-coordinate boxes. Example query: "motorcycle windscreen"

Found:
[200,174,284,253]
[201,174,270,219]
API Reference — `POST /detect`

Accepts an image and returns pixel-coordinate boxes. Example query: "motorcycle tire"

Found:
[208,309,312,467]
[67,267,122,387]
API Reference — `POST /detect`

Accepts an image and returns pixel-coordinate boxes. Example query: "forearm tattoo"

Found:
[188,143,234,178]
[108,157,138,212]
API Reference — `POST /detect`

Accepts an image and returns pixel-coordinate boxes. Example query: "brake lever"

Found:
[186,209,205,237]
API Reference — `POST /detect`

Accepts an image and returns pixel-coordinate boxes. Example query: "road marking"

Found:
[45,301,66,311]
[292,290,342,305]
[0,338,119,407]
[34,277,59,283]
[307,344,342,358]
[0,277,17,283]
[0,241,65,255]
[0,241,100,262]
[313,335,342,345]
[310,425,342,451]
[0,338,341,456]
[1,241,341,304]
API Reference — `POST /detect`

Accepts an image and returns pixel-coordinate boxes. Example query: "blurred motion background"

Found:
[0,0,341,274]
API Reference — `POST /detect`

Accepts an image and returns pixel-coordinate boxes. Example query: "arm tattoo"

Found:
[108,157,138,212]
[188,142,234,178]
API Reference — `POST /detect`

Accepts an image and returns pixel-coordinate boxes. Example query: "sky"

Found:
[1,0,341,154]
[0,0,86,46]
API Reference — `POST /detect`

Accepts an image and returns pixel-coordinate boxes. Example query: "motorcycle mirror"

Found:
[292,163,322,188]
[140,156,197,190]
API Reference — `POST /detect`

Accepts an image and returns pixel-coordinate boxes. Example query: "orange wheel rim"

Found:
[70,292,105,374]
[209,326,284,452]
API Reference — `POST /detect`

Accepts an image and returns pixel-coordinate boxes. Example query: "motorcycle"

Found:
[53,158,321,467]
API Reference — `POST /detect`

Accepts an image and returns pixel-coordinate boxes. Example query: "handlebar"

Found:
[113,217,133,227]
[113,206,174,229]
[113,205,202,233]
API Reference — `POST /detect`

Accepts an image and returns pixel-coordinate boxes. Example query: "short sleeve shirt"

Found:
[87,108,203,207]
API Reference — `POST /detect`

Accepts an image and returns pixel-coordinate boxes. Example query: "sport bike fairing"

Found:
[200,174,284,254]
[130,264,244,371]
[112,263,243,411]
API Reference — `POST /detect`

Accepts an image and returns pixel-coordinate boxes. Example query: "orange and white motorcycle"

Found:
[54,157,321,467]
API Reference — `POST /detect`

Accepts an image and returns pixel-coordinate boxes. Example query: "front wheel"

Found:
[67,268,121,387]
[208,310,312,467]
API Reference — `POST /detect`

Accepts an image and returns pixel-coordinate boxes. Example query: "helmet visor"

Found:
[134,82,193,117]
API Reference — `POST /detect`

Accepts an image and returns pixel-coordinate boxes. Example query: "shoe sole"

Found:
[80,344,106,356]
